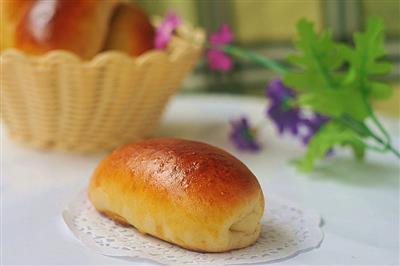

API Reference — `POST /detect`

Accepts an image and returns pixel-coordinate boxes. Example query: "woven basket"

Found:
[0,25,204,152]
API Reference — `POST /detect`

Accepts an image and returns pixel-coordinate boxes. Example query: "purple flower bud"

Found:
[266,79,304,136]
[207,24,234,72]
[301,114,330,144]
[266,79,331,146]
[209,24,234,46]
[154,11,182,49]
[229,117,261,152]
[207,50,233,71]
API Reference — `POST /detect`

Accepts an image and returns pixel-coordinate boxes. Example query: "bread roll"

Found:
[2,0,119,59]
[102,3,154,56]
[0,0,34,51]
[88,138,265,252]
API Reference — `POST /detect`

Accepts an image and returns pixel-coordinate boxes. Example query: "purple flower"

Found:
[229,117,261,152]
[301,114,330,144]
[207,24,234,72]
[154,11,182,49]
[266,79,305,136]
[266,79,331,147]
[207,50,233,71]
[209,24,234,45]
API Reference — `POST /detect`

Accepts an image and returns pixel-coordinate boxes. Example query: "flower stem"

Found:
[363,97,391,147]
[221,45,288,75]
[366,126,400,158]
[339,114,400,158]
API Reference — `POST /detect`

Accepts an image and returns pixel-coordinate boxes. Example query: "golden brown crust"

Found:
[94,138,259,207]
[103,3,154,56]
[4,0,119,58]
[89,138,265,252]
[1,0,34,21]
[1,0,34,50]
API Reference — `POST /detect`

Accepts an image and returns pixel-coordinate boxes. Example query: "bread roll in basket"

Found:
[89,138,265,252]
[0,0,204,152]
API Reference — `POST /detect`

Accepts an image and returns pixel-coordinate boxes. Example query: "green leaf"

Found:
[284,17,393,171]
[283,19,370,120]
[350,141,365,161]
[368,62,392,75]
[285,16,394,125]
[297,122,365,172]
[297,89,368,120]
[368,82,393,99]
[344,16,394,100]
[285,19,344,92]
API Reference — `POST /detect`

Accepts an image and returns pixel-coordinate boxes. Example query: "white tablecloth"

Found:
[2,95,399,265]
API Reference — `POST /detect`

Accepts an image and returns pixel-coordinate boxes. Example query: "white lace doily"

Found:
[63,192,323,265]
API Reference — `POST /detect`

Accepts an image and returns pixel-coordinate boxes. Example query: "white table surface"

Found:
[2,94,399,265]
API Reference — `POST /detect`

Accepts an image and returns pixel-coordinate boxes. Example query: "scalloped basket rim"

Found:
[0,34,205,66]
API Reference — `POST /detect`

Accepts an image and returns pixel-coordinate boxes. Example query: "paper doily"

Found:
[63,192,323,265]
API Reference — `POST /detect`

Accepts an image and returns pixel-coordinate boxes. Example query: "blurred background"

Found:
[138,0,400,116]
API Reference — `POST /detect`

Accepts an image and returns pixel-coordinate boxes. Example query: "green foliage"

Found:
[297,122,365,172]
[285,17,394,170]
[341,17,393,100]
